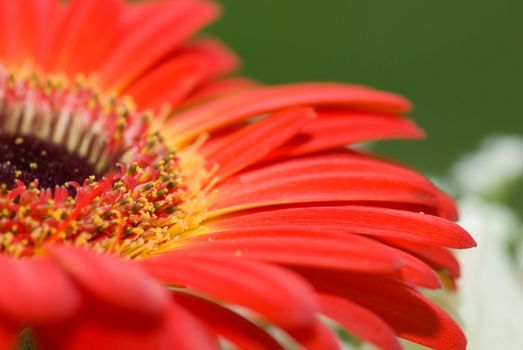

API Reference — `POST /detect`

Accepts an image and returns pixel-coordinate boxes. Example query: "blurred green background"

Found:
[207,0,523,211]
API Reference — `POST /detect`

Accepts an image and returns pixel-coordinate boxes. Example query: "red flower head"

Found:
[0,1,475,349]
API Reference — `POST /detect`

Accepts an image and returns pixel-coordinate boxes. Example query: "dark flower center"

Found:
[0,70,148,192]
[0,133,99,189]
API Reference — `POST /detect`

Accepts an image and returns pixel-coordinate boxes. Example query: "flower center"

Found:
[0,134,99,189]
[0,68,210,258]
[0,68,138,187]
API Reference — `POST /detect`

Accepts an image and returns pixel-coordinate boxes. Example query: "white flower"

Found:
[451,135,523,197]
[457,195,523,350]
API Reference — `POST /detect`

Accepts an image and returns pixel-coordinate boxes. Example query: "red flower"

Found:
[0,1,475,349]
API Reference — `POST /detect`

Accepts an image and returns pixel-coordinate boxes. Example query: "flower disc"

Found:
[0,69,208,258]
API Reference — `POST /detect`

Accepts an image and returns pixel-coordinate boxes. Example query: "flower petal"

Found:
[267,108,424,160]
[205,107,316,180]
[209,205,475,248]
[0,254,80,325]
[177,37,240,78]
[167,83,411,145]
[184,227,439,287]
[181,77,259,108]
[389,247,441,289]
[98,0,219,92]
[179,228,402,273]
[139,254,318,333]
[298,268,467,350]
[0,0,21,63]
[292,320,341,350]
[174,292,285,350]
[38,302,219,350]
[320,294,401,350]
[380,237,461,280]
[210,153,439,215]
[123,54,208,112]
[124,38,241,111]
[0,324,17,350]
[0,0,57,65]
[47,245,169,325]
[43,0,122,74]
[436,188,459,221]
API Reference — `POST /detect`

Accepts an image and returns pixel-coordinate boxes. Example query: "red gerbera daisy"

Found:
[0,1,475,349]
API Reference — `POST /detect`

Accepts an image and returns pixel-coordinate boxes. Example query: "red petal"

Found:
[0,0,57,66]
[187,227,439,288]
[167,83,411,145]
[0,254,80,325]
[98,0,219,92]
[381,238,461,279]
[0,0,21,63]
[199,123,247,156]
[138,254,318,333]
[179,228,402,273]
[174,292,285,350]
[292,320,340,350]
[209,205,475,249]
[181,77,259,108]
[59,0,122,75]
[320,294,401,350]
[205,107,316,180]
[120,0,158,26]
[177,37,240,78]
[43,0,122,74]
[48,245,169,325]
[123,54,208,111]
[298,268,467,350]
[436,189,459,221]
[267,108,424,160]
[0,324,17,350]
[210,153,439,215]
[385,248,441,289]
[39,302,219,350]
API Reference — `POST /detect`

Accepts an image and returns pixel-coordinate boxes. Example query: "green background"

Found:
[207,0,523,211]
